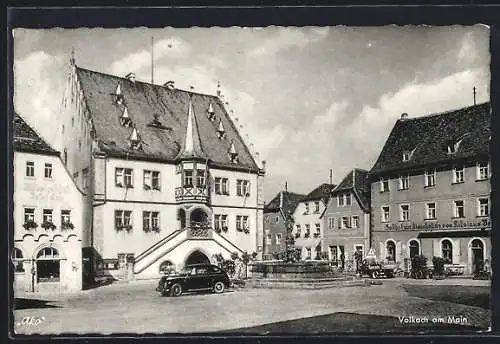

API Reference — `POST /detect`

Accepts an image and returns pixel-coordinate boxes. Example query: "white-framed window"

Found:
[264,216,269,224]
[478,198,489,217]
[304,224,311,237]
[328,217,335,229]
[115,168,133,187]
[26,161,35,177]
[236,215,249,231]
[61,210,71,224]
[266,233,272,245]
[337,193,351,207]
[304,203,310,214]
[43,209,53,223]
[380,178,390,192]
[452,166,464,184]
[143,170,161,190]
[314,201,320,213]
[314,223,321,237]
[399,175,409,190]
[305,247,312,259]
[275,216,279,223]
[82,168,88,189]
[402,150,411,162]
[381,206,390,223]
[115,210,132,230]
[426,202,436,220]
[143,211,160,230]
[183,170,193,187]
[351,216,359,228]
[196,169,206,188]
[341,216,350,229]
[400,204,410,221]
[425,170,436,187]
[44,163,52,179]
[453,200,465,218]
[275,233,282,245]
[236,179,250,196]
[214,214,229,231]
[214,177,229,195]
[24,208,35,222]
[295,224,301,236]
[477,162,489,180]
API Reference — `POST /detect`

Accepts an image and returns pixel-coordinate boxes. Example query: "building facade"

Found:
[321,169,370,270]
[369,103,491,275]
[58,57,265,279]
[13,114,90,293]
[263,190,305,259]
[292,184,336,260]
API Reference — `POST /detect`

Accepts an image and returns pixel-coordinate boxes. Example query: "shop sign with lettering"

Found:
[384,219,491,231]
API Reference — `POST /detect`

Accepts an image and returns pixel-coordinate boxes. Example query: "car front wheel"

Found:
[213,281,225,294]
[170,283,183,297]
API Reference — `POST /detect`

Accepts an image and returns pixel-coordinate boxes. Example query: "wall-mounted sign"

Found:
[384,218,491,231]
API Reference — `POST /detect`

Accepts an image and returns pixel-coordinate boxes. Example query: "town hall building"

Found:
[57,55,265,280]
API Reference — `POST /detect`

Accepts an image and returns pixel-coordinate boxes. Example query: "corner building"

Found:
[58,57,265,280]
[369,103,491,275]
[13,113,90,293]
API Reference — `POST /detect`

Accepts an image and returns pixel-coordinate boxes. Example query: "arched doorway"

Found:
[190,208,209,228]
[185,250,210,265]
[441,239,453,263]
[177,208,186,229]
[471,239,484,273]
[36,247,61,282]
[386,240,396,262]
[409,240,420,259]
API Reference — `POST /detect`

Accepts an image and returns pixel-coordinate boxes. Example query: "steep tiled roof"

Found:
[13,113,59,155]
[76,67,259,172]
[333,168,370,211]
[370,102,490,177]
[300,183,337,204]
[265,191,306,217]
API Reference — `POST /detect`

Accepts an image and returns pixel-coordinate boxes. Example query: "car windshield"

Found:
[179,266,197,275]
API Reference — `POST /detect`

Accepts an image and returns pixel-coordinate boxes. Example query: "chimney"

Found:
[125,73,136,83]
[279,191,284,209]
[285,181,288,192]
[329,169,333,185]
[353,169,356,186]
[400,113,408,120]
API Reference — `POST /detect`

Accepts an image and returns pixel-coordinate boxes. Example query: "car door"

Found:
[191,266,210,290]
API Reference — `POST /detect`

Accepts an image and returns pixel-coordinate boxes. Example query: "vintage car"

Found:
[359,260,395,279]
[156,263,231,297]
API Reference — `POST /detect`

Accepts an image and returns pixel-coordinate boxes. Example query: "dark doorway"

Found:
[409,240,420,259]
[185,251,210,266]
[471,239,484,273]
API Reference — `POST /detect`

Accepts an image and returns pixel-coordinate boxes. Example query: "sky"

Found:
[13,26,490,202]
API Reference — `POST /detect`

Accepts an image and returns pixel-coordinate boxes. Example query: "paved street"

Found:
[12,278,491,335]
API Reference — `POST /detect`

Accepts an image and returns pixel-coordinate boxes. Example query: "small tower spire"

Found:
[70,47,75,65]
[176,100,205,159]
[473,86,477,105]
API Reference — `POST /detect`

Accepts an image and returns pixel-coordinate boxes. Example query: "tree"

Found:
[284,215,301,263]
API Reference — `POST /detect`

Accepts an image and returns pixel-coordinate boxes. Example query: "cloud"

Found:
[250,27,330,56]
[14,50,65,146]
[110,37,192,76]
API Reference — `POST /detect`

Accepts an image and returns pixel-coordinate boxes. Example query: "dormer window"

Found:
[120,106,132,127]
[446,136,467,154]
[402,148,415,162]
[207,103,216,121]
[228,141,239,163]
[125,72,136,84]
[129,127,142,150]
[217,119,226,139]
[112,83,124,104]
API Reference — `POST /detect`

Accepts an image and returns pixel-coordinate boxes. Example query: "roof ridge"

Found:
[400,102,490,122]
[76,65,220,99]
